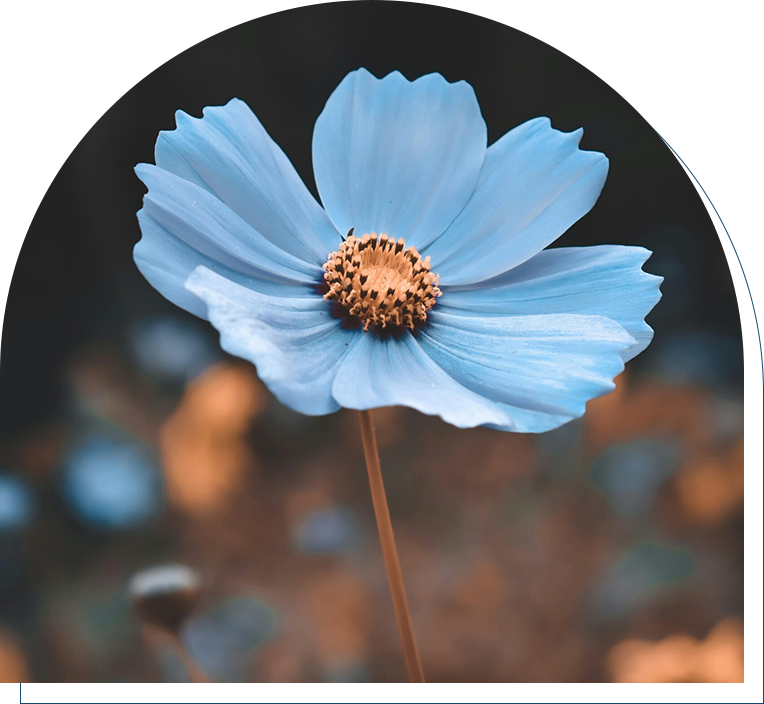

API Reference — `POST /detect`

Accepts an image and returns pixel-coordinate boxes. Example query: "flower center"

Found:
[322,232,442,332]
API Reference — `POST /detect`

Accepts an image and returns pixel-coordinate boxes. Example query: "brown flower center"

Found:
[322,232,442,332]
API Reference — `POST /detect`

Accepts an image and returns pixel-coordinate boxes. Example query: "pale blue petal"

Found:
[134,164,321,319]
[135,209,315,319]
[185,267,354,415]
[331,332,514,429]
[440,246,662,361]
[418,310,636,432]
[312,69,486,250]
[426,118,609,285]
[155,99,340,262]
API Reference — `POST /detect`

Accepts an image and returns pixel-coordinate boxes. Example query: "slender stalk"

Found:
[357,409,425,683]
[167,632,211,683]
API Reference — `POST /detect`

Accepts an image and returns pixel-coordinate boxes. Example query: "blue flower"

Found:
[0,473,35,532]
[63,435,162,529]
[134,69,661,432]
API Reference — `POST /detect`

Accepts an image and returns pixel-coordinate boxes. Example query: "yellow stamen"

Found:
[322,232,442,332]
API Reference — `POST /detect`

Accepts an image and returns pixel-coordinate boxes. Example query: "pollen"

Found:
[322,232,442,332]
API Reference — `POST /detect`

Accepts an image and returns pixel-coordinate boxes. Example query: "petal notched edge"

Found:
[154,98,341,263]
[439,244,663,362]
[428,117,609,285]
[312,68,487,250]
[419,310,637,433]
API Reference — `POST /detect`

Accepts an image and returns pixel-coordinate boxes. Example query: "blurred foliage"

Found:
[0,331,744,681]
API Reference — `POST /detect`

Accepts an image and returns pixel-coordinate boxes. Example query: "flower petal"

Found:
[185,266,354,415]
[134,164,321,319]
[312,69,486,250]
[426,118,609,285]
[418,310,636,432]
[331,332,513,429]
[154,99,340,262]
[440,245,662,361]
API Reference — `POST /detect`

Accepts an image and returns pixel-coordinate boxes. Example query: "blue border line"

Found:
[653,127,764,391]
[21,684,754,704]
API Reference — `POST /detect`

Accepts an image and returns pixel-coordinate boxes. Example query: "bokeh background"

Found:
[0,2,744,684]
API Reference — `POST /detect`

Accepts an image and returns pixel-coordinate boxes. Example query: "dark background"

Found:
[0,1,744,683]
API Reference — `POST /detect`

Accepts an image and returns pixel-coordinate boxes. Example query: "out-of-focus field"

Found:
[0,323,743,682]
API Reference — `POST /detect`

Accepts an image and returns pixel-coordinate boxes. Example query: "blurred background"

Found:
[0,1,743,684]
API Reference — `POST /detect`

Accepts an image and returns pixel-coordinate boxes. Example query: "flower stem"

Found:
[357,409,425,683]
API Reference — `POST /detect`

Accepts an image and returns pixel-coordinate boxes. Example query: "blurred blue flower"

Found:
[0,473,31,592]
[129,315,219,382]
[0,473,35,532]
[649,331,742,388]
[183,596,278,682]
[591,440,680,517]
[293,506,361,555]
[135,69,661,432]
[590,542,695,622]
[323,661,371,683]
[62,436,162,530]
